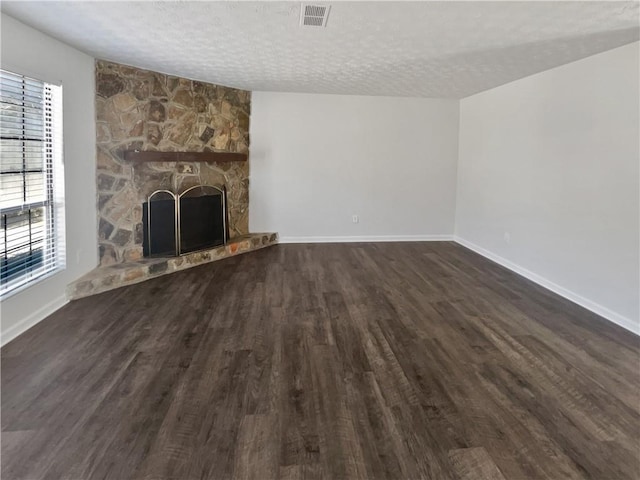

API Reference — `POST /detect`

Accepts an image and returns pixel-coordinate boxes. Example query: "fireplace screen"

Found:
[143,185,227,257]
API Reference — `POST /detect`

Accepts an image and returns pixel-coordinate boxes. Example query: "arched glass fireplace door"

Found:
[143,185,227,257]
[178,185,226,255]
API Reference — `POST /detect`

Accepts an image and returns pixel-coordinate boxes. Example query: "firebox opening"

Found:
[142,185,227,257]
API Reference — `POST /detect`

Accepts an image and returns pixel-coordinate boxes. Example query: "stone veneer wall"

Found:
[95,60,251,265]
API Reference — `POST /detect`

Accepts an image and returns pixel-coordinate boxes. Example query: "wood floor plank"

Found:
[448,447,506,480]
[309,344,368,480]
[279,314,321,470]
[2,242,639,479]
[233,414,279,480]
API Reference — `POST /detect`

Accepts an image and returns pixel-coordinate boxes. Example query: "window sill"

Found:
[0,266,65,301]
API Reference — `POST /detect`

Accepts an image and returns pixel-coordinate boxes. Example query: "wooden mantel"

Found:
[123,151,247,163]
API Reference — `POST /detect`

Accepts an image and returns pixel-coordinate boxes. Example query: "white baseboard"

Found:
[279,234,454,244]
[1,295,68,347]
[454,236,639,336]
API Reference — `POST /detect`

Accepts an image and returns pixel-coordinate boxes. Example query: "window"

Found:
[0,69,65,297]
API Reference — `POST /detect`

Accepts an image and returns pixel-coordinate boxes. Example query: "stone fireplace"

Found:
[66,60,277,301]
[95,60,251,266]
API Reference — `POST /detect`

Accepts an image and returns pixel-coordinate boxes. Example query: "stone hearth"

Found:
[68,233,278,300]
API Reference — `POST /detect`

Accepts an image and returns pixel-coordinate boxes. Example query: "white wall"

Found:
[1,14,97,344]
[249,92,459,242]
[455,42,639,334]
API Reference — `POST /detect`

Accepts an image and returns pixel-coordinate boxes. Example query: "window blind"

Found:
[0,69,65,297]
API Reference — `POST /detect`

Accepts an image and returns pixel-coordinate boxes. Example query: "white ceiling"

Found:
[1,1,638,98]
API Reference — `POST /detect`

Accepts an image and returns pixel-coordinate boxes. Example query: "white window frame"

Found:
[0,69,65,298]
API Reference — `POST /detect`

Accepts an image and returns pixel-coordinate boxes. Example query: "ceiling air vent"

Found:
[300,4,331,27]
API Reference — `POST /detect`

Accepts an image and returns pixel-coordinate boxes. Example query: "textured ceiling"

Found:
[1,1,638,98]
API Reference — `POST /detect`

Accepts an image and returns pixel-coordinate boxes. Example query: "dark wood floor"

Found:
[2,242,639,480]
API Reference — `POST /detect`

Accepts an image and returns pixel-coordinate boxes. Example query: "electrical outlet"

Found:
[504,232,511,244]
[352,215,359,224]
[76,249,82,264]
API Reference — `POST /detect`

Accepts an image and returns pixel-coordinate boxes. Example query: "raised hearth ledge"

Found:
[67,233,278,300]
